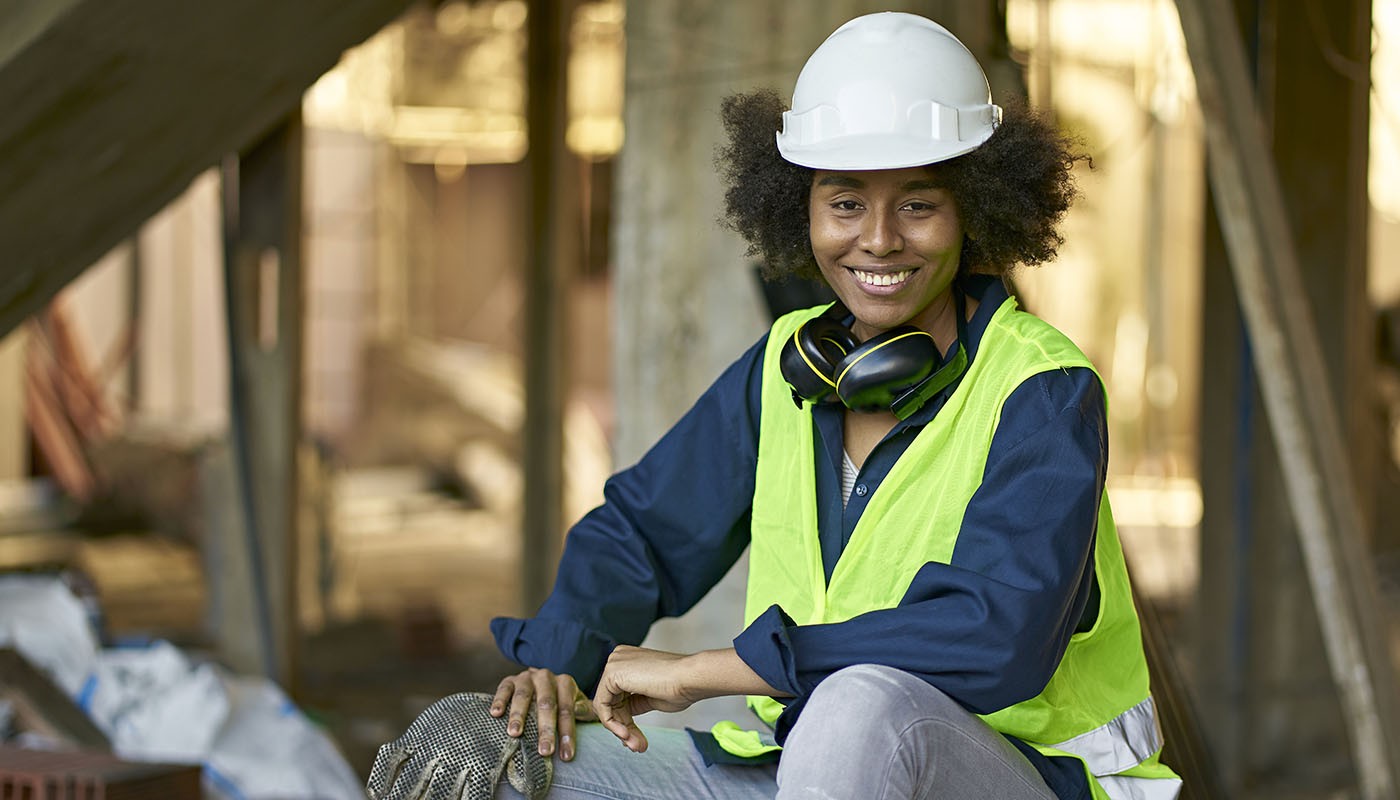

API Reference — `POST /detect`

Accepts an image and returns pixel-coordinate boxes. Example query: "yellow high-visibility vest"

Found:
[715,297,1181,800]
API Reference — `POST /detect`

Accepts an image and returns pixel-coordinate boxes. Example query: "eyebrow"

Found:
[814,175,942,191]
[816,175,865,188]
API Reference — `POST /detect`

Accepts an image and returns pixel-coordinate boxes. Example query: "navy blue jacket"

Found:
[492,276,1103,799]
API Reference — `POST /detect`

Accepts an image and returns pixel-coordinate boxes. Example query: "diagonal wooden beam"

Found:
[1174,0,1400,796]
[0,0,412,339]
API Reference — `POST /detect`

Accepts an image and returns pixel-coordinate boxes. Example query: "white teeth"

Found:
[853,269,913,287]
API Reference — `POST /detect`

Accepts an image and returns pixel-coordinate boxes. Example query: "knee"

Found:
[801,664,951,731]
[780,666,944,784]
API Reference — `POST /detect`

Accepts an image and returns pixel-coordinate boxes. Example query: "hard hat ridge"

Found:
[777,12,1002,170]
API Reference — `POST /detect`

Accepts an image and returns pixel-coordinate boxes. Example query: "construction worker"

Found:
[370,12,1181,800]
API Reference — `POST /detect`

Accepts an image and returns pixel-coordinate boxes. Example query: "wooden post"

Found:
[1178,0,1398,795]
[0,328,25,480]
[520,0,576,615]
[220,115,305,690]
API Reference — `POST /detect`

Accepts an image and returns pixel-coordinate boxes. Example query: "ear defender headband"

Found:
[778,290,969,420]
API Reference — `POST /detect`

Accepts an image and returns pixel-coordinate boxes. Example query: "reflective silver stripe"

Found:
[1097,775,1183,800]
[1049,696,1164,776]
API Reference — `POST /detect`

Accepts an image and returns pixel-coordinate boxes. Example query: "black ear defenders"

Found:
[778,292,969,420]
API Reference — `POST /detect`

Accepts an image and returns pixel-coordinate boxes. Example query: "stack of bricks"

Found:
[0,747,201,800]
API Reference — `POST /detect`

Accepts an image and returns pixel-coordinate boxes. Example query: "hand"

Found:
[490,668,596,762]
[592,646,701,753]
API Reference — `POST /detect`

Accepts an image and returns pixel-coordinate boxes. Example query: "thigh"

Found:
[495,723,778,800]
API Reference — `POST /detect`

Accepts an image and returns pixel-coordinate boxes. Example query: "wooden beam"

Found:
[520,0,575,614]
[1175,0,1400,796]
[220,114,305,690]
[0,0,412,339]
[0,647,109,750]
[0,329,23,479]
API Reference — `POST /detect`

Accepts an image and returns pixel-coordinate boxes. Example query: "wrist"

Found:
[680,648,783,701]
[678,649,726,702]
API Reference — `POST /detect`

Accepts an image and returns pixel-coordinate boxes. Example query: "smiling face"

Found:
[808,166,965,343]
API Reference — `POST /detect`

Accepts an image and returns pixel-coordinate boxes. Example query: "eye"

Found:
[902,200,938,213]
[831,200,863,212]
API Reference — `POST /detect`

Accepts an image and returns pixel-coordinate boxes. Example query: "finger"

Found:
[531,669,558,756]
[594,681,644,753]
[490,677,515,717]
[608,700,647,753]
[574,692,598,722]
[448,765,474,800]
[555,674,578,761]
[508,680,534,737]
[604,705,647,753]
[591,685,620,738]
[627,721,650,753]
[408,756,440,800]
[365,745,408,799]
[625,695,651,752]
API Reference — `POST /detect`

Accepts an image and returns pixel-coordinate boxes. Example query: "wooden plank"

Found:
[23,329,95,501]
[1174,0,1400,796]
[36,301,113,441]
[0,648,109,750]
[0,0,413,339]
[0,329,28,479]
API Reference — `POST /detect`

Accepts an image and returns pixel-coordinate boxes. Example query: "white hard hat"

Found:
[776,12,1002,170]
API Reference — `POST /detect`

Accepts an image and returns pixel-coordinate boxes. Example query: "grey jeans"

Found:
[497,664,1058,800]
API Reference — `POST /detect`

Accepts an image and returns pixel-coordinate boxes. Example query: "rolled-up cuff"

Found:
[732,604,803,701]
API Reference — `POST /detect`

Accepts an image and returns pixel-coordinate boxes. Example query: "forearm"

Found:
[680,647,791,701]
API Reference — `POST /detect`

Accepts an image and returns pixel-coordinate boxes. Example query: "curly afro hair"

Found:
[716,89,1088,282]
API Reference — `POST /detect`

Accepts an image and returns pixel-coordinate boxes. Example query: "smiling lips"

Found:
[851,268,916,288]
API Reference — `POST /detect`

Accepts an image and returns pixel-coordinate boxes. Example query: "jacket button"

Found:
[855,484,869,497]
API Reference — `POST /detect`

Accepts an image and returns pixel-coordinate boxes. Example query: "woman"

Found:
[372,12,1181,800]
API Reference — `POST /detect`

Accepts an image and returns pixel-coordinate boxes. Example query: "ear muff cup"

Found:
[779,316,862,403]
[779,290,970,417]
[833,326,939,411]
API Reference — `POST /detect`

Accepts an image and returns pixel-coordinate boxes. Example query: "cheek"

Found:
[807,216,841,259]
[914,218,965,257]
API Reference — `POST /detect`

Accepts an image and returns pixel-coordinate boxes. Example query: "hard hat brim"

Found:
[775,130,993,171]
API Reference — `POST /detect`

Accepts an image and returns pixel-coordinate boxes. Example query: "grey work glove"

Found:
[367,692,553,800]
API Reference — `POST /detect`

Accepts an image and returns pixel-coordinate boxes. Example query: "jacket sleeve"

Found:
[492,336,768,694]
[733,366,1105,738]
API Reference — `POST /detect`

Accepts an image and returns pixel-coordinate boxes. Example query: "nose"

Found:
[858,209,902,256]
